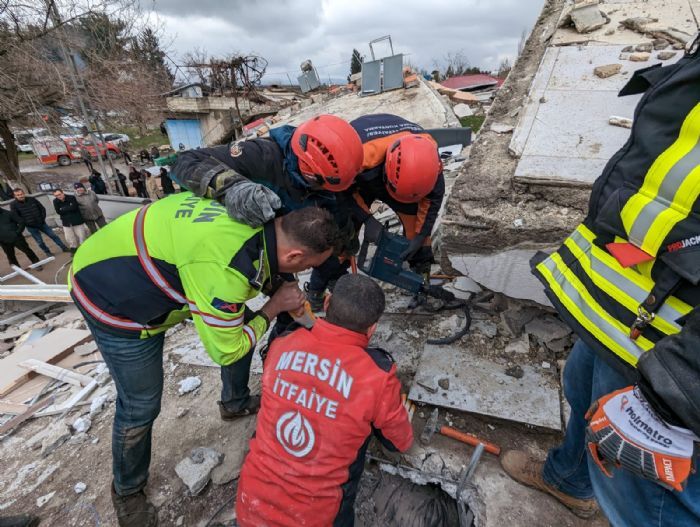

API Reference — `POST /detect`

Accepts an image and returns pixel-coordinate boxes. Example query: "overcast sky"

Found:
[143,0,545,84]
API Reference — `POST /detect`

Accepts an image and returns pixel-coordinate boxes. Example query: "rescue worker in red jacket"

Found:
[236,273,414,526]
[305,113,443,310]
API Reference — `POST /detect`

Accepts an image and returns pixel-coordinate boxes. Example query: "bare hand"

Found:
[261,281,305,320]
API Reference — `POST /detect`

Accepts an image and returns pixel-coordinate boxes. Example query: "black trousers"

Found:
[1,236,39,267]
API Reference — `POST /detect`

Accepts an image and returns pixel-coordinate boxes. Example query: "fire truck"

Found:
[32,137,121,166]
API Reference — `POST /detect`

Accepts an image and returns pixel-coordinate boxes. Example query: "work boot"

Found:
[111,485,158,527]
[218,395,261,421]
[304,287,325,313]
[500,450,599,519]
[0,515,40,527]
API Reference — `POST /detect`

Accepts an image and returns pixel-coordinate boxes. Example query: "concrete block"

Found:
[175,447,223,495]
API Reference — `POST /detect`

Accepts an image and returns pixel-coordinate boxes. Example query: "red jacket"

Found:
[236,319,413,527]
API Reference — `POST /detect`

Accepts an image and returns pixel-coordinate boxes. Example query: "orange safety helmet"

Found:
[384,134,441,203]
[291,115,364,192]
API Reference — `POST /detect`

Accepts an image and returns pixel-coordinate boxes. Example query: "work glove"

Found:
[363,216,384,244]
[400,234,427,261]
[585,385,698,492]
[222,180,282,228]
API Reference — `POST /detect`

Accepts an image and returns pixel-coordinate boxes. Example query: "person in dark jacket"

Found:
[128,166,147,198]
[88,170,107,195]
[502,52,700,526]
[159,167,175,195]
[53,189,89,252]
[0,208,39,268]
[115,169,129,196]
[11,189,68,256]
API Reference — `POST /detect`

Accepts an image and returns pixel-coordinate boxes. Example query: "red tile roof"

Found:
[440,74,500,91]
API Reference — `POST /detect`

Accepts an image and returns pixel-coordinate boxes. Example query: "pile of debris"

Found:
[0,305,114,443]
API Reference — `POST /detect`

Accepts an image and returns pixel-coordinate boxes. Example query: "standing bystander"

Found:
[74,183,106,233]
[11,189,68,256]
[53,189,89,252]
[0,207,40,269]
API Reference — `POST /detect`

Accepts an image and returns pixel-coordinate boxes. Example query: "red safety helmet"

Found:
[291,115,363,192]
[384,134,441,203]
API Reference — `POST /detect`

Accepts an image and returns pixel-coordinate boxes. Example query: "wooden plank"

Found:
[18,359,93,387]
[0,400,29,415]
[0,397,53,435]
[0,329,91,396]
[3,349,102,403]
[57,380,98,418]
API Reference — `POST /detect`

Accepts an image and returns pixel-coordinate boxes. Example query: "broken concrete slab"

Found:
[452,276,482,294]
[39,420,72,456]
[175,447,223,495]
[524,315,572,344]
[453,103,474,118]
[634,43,653,52]
[570,4,609,34]
[593,63,621,78]
[449,251,552,308]
[409,344,561,430]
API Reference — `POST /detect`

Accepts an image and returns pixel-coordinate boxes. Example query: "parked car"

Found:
[100,133,130,146]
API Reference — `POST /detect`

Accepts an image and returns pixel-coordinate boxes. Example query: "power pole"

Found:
[46,0,120,195]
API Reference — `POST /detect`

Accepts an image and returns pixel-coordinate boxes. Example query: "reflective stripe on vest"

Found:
[621,103,700,256]
[534,224,693,366]
[70,269,154,331]
[133,205,244,329]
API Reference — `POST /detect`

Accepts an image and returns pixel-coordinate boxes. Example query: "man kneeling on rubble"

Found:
[236,274,414,526]
[69,194,337,527]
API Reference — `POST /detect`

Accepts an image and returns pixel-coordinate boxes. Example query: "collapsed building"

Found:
[1,0,698,525]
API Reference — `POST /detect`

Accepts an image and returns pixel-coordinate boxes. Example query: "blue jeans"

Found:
[27,223,67,254]
[86,319,254,496]
[544,340,700,526]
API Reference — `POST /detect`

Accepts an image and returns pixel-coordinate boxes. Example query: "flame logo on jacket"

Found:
[276,411,315,458]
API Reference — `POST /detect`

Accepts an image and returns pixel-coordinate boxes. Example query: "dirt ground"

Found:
[0,289,607,527]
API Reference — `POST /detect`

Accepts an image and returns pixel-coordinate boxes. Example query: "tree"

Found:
[497,58,512,78]
[350,48,363,76]
[132,27,173,83]
[0,0,170,182]
[518,28,529,56]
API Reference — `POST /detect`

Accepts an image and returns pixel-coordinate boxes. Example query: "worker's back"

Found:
[70,193,268,361]
[236,318,413,527]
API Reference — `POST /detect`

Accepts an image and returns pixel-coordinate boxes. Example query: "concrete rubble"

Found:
[178,376,202,395]
[175,447,224,495]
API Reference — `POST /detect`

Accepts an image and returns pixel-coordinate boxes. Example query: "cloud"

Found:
[145,0,544,83]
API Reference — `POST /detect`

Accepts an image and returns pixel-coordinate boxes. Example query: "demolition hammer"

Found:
[356,229,473,344]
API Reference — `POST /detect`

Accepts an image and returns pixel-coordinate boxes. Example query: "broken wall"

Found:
[438,0,699,304]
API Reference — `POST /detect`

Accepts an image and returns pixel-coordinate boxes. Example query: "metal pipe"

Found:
[11,265,46,285]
